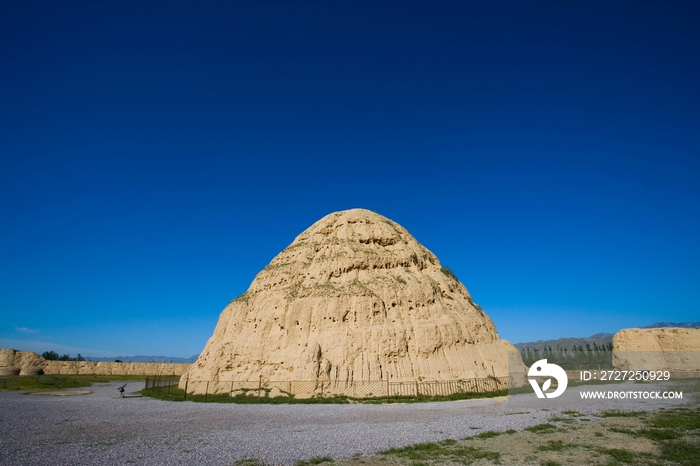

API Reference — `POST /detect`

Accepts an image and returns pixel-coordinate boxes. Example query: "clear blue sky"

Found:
[1,1,698,358]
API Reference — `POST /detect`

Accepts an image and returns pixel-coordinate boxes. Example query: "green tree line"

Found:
[41,351,85,362]
[520,342,613,370]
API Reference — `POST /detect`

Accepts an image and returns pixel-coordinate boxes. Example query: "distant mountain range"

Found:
[640,322,700,329]
[83,323,698,362]
[513,322,699,351]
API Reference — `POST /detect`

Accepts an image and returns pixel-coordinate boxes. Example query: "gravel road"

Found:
[0,380,692,466]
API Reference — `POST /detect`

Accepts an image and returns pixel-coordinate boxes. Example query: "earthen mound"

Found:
[186,209,523,384]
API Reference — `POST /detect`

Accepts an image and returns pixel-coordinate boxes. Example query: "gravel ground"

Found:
[0,380,693,466]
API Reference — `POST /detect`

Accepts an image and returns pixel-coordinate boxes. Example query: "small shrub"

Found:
[231,292,249,303]
[440,267,458,281]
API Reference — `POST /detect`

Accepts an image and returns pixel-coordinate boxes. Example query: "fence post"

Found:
[492,367,500,395]
[386,376,390,398]
[184,375,188,400]
[415,381,419,398]
[204,381,209,401]
[257,375,262,403]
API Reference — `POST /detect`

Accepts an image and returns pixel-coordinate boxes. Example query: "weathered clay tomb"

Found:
[185,209,522,385]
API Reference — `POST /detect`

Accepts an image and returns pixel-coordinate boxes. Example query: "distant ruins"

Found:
[0,349,189,376]
[613,327,700,372]
[185,209,524,390]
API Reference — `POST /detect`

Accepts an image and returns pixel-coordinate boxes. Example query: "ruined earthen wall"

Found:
[612,328,700,371]
[0,349,190,376]
[43,361,191,376]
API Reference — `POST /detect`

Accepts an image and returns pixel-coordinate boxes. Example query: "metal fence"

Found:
[144,375,517,401]
[670,370,700,379]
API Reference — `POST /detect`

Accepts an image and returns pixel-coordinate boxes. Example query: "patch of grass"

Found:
[609,424,682,441]
[608,426,637,436]
[601,448,637,463]
[505,429,517,434]
[660,440,700,466]
[381,441,447,459]
[600,410,644,418]
[263,262,292,271]
[235,458,265,466]
[231,292,249,303]
[452,447,500,463]
[650,408,700,430]
[381,442,499,463]
[641,406,700,466]
[540,461,562,466]
[474,430,500,439]
[296,457,333,466]
[637,428,680,441]
[595,432,604,437]
[537,440,568,452]
[0,375,147,391]
[525,423,558,434]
